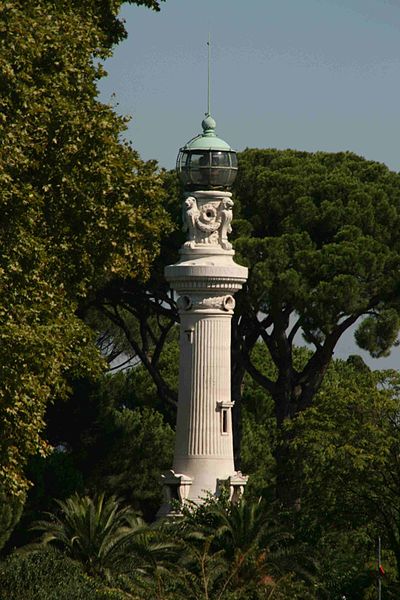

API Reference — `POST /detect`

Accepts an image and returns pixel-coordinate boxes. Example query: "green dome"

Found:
[181,114,234,152]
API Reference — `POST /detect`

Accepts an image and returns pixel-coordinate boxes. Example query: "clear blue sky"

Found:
[98,0,400,368]
[99,0,400,171]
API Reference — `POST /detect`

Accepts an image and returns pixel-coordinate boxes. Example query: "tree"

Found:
[285,359,400,589]
[71,377,175,520]
[0,0,170,547]
[239,343,278,499]
[31,371,175,521]
[92,149,400,472]
[153,496,316,600]
[240,351,400,595]
[91,170,183,413]
[29,493,179,598]
[233,149,400,425]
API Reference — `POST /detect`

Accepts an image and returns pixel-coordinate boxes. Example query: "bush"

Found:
[0,548,127,600]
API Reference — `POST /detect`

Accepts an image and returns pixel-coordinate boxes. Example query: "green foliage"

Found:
[199,497,290,585]
[25,493,178,598]
[285,360,400,584]
[288,364,399,524]
[14,348,400,597]
[0,548,126,599]
[30,493,147,579]
[239,349,400,594]
[44,372,175,519]
[313,528,375,600]
[234,148,400,354]
[240,343,277,498]
[0,0,170,538]
[241,406,275,498]
[151,496,315,600]
[81,399,175,519]
[26,451,85,514]
[121,331,180,422]
[0,490,24,552]
[233,150,400,407]
[355,309,400,358]
[0,0,169,296]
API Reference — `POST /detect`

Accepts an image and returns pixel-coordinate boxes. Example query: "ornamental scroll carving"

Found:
[182,196,234,250]
[177,294,235,312]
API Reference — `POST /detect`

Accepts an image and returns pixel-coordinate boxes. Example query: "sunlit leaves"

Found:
[0,0,170,520]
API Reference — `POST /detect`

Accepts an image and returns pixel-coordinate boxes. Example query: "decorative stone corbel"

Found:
[227,471,249,504]
[160,470,193,504]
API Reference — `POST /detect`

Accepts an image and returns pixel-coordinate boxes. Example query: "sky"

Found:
[98,0,400,369]
[99,0,400,171]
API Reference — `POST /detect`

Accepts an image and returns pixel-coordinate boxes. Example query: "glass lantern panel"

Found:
[227,170,237,186]
[191,170,210,186]
[210,168,230,187]
[188,151,210,167]
[230,153,238,167]
[211,151,230,167]
[176,151,183,169]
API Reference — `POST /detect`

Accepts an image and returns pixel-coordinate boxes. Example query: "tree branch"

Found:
[99,303,178,408]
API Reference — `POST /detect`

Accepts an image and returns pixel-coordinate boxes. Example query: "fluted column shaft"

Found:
[173,311,234,491]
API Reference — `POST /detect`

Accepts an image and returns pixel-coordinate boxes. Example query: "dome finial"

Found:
[202,114,217,135]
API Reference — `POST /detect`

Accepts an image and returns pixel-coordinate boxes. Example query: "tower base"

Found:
[157,469,248,518]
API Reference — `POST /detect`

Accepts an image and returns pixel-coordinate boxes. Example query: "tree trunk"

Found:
[272,384,298,506]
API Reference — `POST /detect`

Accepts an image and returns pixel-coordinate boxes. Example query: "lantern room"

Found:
[176,114,238,191]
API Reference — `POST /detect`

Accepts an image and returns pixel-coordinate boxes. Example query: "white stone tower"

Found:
[158,112,248,517]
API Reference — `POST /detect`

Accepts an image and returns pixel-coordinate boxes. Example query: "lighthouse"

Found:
[157,107,248,517]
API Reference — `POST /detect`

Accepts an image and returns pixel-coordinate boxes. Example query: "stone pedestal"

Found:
[158,190,248,516]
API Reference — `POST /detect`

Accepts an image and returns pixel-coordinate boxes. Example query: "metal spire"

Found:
[201,33,217,135]
[207,33,211,117]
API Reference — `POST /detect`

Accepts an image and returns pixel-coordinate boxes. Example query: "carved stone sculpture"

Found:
[182,196,200,248]
[182,192,235,249]
[219,197,233,250]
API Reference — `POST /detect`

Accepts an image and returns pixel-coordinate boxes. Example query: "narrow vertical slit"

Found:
[222,409,228,434]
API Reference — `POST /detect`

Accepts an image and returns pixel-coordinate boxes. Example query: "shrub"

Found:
[0,548,127,600]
